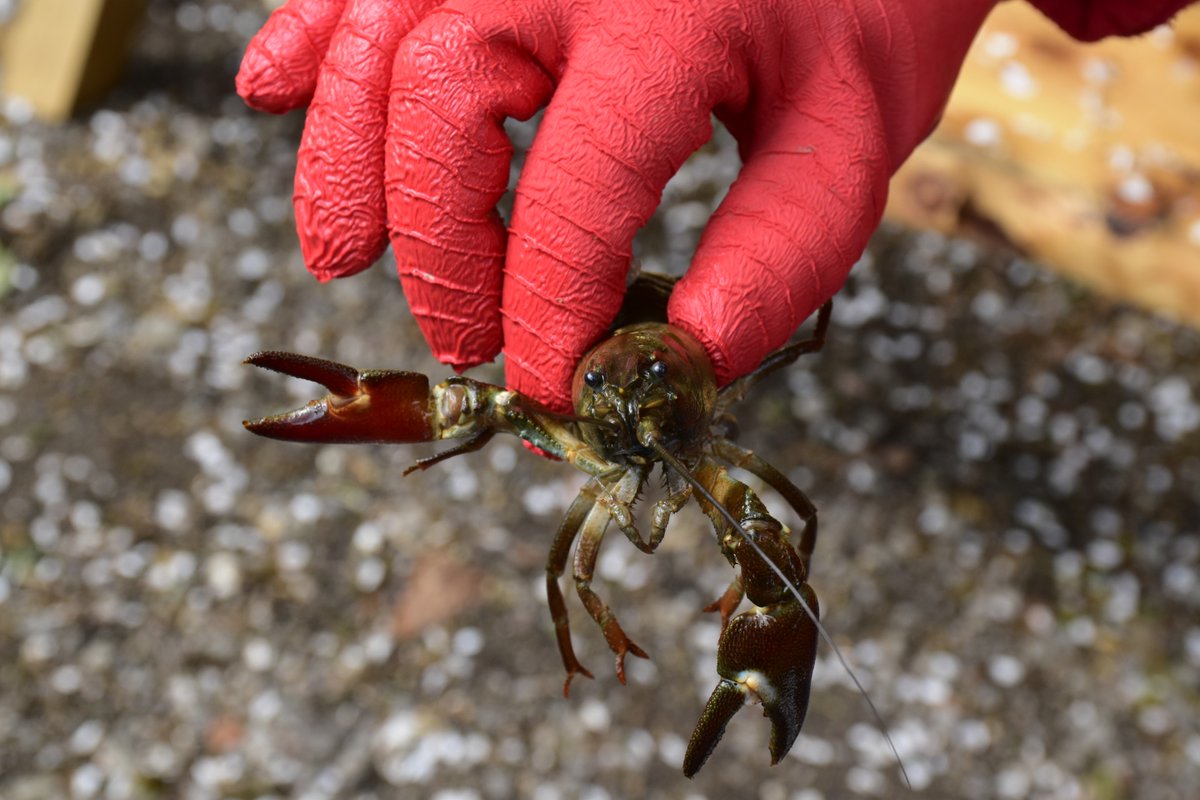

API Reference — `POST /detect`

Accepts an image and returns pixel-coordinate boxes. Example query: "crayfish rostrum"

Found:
[244,275,831,777]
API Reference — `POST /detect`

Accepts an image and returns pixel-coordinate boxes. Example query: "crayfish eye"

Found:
[584,370,605,389]
[649,360,668,379]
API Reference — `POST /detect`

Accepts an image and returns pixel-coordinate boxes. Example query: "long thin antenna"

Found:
[649,440,911,789]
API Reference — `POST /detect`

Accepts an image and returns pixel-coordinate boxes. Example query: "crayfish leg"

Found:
[714,439,818,571]
[546,488,598,695]
[402,430,495,476]
[572,469,649,684]
[643,465,692,554]
[701,575,744,632]
[718,300,832,405]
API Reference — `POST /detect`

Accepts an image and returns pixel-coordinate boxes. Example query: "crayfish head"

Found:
[572,323,716,462]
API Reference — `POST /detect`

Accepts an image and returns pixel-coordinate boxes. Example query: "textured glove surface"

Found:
[240,0,1006,410]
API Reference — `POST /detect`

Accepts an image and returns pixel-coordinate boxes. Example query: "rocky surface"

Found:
[1,2,1198,799]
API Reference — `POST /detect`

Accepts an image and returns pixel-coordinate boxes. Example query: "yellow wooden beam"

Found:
[1,0,146,121]
[888,3,1200,326]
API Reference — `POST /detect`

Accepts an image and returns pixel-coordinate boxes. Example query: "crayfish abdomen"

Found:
[243,280,832,777]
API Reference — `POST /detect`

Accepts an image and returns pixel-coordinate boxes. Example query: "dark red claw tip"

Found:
[244,351,361,397]
[683,680,744,778]
[241,400,339,443]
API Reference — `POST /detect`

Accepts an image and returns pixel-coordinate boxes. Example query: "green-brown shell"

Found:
[572,322,717,462]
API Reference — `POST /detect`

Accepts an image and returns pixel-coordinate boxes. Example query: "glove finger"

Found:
[503,56,724,410]
[669,71,890,385]
[295,0,435,280]
[237,0,347,113]
[387,6,555,372]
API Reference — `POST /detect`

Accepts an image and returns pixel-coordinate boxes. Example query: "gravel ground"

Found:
[1,2,1198,799]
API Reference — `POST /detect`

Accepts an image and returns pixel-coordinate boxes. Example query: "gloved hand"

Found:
[1026,0,1194,40]
[239,0,998,411]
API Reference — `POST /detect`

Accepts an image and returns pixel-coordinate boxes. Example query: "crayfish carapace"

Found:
[243,276,831,777]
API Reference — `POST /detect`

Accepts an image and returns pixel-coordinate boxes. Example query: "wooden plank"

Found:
[1,0,146,121]
[887,3,1200,326]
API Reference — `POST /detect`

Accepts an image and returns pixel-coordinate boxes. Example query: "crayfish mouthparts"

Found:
[242,288,857,778]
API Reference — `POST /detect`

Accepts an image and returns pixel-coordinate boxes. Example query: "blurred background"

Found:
[0,1,1198,798]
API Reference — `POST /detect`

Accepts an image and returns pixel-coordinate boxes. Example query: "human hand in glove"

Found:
[241,0,1186,410]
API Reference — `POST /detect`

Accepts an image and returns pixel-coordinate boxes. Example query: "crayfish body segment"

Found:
[243,293,833,777]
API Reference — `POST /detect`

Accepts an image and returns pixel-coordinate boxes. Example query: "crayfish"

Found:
[244,275,832,777]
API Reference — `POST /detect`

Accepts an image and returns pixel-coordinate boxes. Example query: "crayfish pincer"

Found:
[243,282,832,777]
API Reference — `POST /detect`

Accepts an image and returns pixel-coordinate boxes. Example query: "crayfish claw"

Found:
[683,679,745,778]
[243,351,361,396]
[681,681,744,777]
[243,351,436,445]
[683,586,820,776]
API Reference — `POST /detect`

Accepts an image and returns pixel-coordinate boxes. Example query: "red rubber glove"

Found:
[236,0,1185,413]
[1027,0,1195,40]
[238,0,442,273]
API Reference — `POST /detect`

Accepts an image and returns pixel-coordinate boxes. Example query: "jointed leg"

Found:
[714,439,818,572]
[597,464,656,553]
[546,484,599,695]
[642,464,692,554]
[749,299,831,379]
[403,430,495,475]
[573,469,649,684]
[718,300,832,404]
[702,575,744,632]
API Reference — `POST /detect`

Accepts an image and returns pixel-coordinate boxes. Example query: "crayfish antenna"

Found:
[648,440,911,789]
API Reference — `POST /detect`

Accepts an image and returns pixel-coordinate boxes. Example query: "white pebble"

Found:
[1087,539,1124,570]
[235,247,270,279]
[353,521,384,554]
[982,32,1019,60]
[578,698,611,731]
[154,490,192,533]
[243,638,275,672]
[70,763,104,799]
[846,460,876,493]
[277,540,311,572]
[956,719,992,752]
[996,765,1031,798]
[289,493,323,523]
[987,654,1025,687]
[964,118,1003,147]
[69,720,105,755]
[452,627,484,657]
[205,552,241,598]
[489,443,517,472]
[1116,173,1154,205]
[51,664,83,693]
[845,766,884,795]
[1182,628,1200,666]
[71,274,106,306]
[139,231,169,262]
[355,558,386,592]
[364,631,394,663]
[522,484,559,516]
[1138,705,1173,735]
[1000,62,1038,99]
